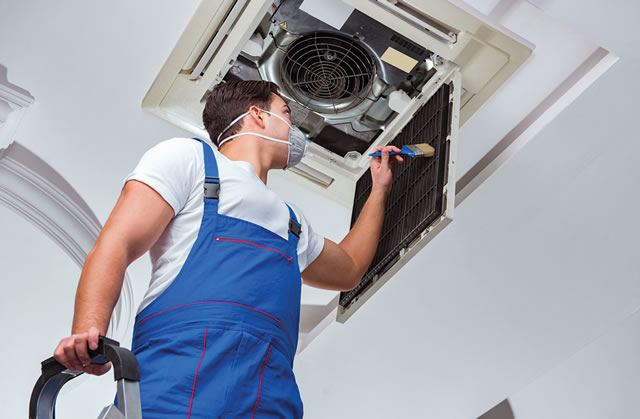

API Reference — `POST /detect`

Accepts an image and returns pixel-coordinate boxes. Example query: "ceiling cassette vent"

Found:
[280,32,376,113]
[142,0,531,322]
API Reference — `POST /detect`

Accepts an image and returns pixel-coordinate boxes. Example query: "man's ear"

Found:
[248,105,266,129]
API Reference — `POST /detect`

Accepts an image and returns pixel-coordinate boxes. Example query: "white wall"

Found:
[0,0,200,416]
[0,203,115,415]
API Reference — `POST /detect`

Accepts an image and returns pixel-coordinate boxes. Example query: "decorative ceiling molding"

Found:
[0,141,133,340]
[0,65,35,149]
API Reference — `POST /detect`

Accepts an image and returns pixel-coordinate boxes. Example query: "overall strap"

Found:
[285,203,302,247]
[191,138,220,212]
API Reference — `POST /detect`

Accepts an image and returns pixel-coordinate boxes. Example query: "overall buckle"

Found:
[288,218,301,238]
[204,176,220,199]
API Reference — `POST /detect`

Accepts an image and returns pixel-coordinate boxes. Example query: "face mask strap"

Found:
[216,107,291,146]
[216,111,251,145]
[260,109,292,129]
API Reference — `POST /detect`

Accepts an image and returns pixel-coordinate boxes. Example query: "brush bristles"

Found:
[407,143,435,157]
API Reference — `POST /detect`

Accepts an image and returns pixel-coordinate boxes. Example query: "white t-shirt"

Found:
[123,138,325,314]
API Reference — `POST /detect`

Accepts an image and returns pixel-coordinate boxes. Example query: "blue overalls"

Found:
[119,138,304,418]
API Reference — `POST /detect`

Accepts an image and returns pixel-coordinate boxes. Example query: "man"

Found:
[54,80,402,417]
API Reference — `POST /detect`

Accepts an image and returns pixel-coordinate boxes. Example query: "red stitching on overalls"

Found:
[252,343,271,418]
[187,327,208,419]
[214,237,293,263]
[137,301,295,352]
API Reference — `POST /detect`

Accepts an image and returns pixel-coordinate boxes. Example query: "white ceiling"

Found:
[454,0,599,176]
[1,0,639,417]
[294,58,640,418]
[509,306,640,418]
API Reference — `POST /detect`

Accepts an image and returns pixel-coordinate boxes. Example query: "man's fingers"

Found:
[83,361,112,376]
[53,343,71,370]
[62,342,83,371]
[370,145,403,173]
[54,328,104,373]
[88,327,100,351]
[380,149,390,171]
[95,362,112,376]
[75,334,91,367]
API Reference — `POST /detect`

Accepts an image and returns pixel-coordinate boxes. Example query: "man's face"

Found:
[256,94,293,168]
[261,94,292,141]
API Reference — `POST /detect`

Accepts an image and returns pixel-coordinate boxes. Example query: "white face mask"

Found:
[217,108,307,168]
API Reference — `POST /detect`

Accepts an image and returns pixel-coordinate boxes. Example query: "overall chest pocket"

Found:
[214,237,294,264]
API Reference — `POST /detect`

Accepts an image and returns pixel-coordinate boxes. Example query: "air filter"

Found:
[280,32,375,113]
[340,82,452,308]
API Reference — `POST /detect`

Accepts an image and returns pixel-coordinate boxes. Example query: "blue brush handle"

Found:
[369,151,400,157]
[368,145,413,157]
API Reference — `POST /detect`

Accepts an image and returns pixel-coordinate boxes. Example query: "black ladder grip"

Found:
[29,336,140,418]
[89,336,140,381]
[39,336,140,382]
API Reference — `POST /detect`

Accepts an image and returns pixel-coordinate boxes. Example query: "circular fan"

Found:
[280,32,375,113]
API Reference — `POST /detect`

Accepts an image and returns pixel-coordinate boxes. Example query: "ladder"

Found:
[29,336,142,418]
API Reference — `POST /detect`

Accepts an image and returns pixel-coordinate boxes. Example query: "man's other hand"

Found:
[53,326,112,375]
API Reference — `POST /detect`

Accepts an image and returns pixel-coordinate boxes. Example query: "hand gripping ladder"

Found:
[29,336,142,418]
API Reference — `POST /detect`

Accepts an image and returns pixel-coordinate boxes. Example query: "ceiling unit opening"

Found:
[142,0,531,322]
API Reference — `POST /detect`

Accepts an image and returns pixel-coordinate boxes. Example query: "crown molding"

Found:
[0,141,133,340]
[0,69,35,149]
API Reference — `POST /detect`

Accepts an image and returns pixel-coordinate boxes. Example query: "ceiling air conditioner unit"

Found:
[142,0,531,322]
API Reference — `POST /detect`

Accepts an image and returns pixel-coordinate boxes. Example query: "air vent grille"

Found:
[340,82,452,308]
[390,34,427,57]
[281,32,375,113]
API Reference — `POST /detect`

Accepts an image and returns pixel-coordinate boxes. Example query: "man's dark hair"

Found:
[202,80,281,147]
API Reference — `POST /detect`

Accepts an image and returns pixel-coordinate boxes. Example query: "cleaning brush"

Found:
[368,143,435,158]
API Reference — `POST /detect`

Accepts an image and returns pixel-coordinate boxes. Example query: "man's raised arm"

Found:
[302,146,403,291]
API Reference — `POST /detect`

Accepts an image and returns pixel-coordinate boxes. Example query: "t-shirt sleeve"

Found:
[123,138,200,216]
[289,204,325,273]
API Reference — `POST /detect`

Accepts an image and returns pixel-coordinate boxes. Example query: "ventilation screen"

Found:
[390,34,427,57]
[340,82,452,308]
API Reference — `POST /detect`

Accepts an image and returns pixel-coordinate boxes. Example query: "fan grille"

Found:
[281,32,374,113]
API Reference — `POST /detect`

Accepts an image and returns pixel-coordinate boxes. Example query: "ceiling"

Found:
[1,0,638,417]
